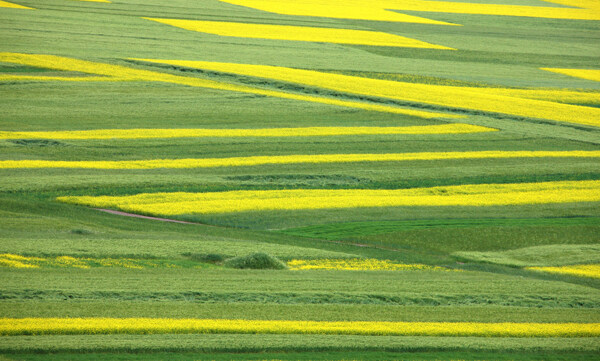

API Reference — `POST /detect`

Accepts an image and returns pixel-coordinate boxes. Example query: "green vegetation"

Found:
[1,0,599,359]
[280,216,600,239]
[2,334,599,354]
[224,252,288,270]
[454,244,600,267]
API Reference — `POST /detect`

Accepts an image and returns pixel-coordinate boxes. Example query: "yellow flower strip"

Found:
[0,1,32,9]
[374,0,600,20]
[0,124,495,140]
[0,254,42,269]
[459,87,600,106]
[527,264,600,279]
[1,318,598,337]
[57,180,600,215]
[0,75,127,82]
[145,18,453,49]
[287,258,451,271]
[546,0,600,11]
[219,0,600,24]
[218,0,457,25]
[134,59,600,127]
[0,260,39,269]
[0,53,456,119]
[3,151,600,170]
[0,254,173,270]
[541,68,600,83]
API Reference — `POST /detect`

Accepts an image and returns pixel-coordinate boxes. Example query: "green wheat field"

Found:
[1,0,600,360]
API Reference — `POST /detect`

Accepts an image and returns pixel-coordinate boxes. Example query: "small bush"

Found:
[224,252,287,270]
[70,229,93,235]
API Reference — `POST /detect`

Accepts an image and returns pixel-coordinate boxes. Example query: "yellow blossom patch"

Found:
[527,264,600,279]
[466,87,600,106]
[219,0,457,25]
[133,59,600,127]
[0,1,32,9]
[145,18,454,49]
[541,68,600,82]
[287,258,452,271]
[0,259,39,268]
[0,254,179,269]
[0,75,127,82]
[1,317,599,337]
[57,180,600,215]
[375,0,600,20]
[0,124,495,140]
[3,151,600,170]
[0,53,457,119]
[219,0,600,25]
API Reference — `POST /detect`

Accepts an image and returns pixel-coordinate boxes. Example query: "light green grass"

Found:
[3,302,599,323]
[454,244,600,267]
[2,267,598,307]
[0,237,356,261]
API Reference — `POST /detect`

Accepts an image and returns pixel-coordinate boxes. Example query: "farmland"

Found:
[1,0,599,360]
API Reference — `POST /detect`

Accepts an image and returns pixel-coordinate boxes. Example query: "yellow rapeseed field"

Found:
[541,68,600,82]
[459,87,600,106]
[374,0,600,20]
[218,0,457,25]
[0,52,457,119]
[0,254,178,269]
[145,18,453,49]
[0,75,125,82]
[218,0,600,24]
[134,59,600,127]
[0,1,32,9]
[527,264,600,279]
[57,180,600,215]
[0,124,496,140]
[0,254,41,269]
[1,318,599,337]
[287,258,452,271]
[4,151,600,169]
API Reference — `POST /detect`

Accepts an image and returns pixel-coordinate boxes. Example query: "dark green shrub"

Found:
[70,229,93,235]
[224,252,287,270]
[184,253,226,264]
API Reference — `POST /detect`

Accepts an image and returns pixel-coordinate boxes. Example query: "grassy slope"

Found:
[1,0,600,359]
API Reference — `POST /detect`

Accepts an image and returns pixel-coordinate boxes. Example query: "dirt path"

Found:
[96,208,198,224]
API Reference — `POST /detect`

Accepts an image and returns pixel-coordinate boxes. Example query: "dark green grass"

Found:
[0,64,55,73]
[1,334,598,353]
[5,350,600,361]
[354,223,600,254]
[280,216,600,240]
[188,202,600,232]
